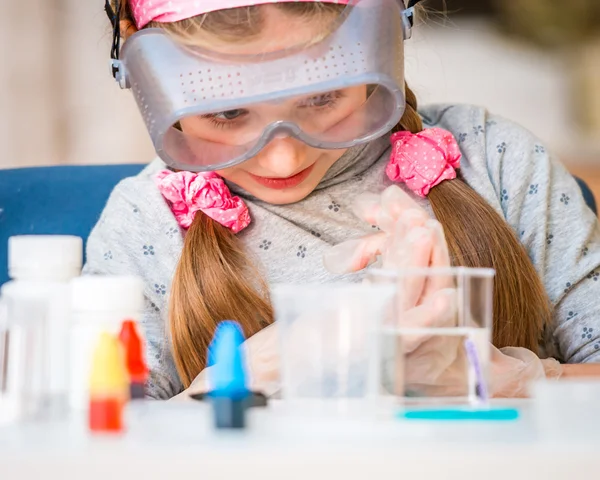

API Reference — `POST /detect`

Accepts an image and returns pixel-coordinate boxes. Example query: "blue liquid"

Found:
[399,407,519,422]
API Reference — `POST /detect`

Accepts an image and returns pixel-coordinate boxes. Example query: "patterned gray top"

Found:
[84,104,600,399]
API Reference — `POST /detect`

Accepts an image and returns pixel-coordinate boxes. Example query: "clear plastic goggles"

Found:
[113,0,415,171]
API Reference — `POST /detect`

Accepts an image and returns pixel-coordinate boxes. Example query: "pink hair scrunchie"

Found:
[386,127,462,197]
[155,170,250,233]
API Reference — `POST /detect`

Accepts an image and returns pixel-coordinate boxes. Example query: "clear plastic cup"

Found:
[366,267,494,406]
[271,283,396,416]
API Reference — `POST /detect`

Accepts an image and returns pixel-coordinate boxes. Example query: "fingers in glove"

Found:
[352,192,382,226]
[398,288,457,354]
[427,219,451,269]
[378,204,428,235]
[387,226,434,308]
[381,185,423,221]
[386,208,443,307]
[353,186,428,233]
[404,334,465,391]
[420,219,453,299]
[323,231,387,274]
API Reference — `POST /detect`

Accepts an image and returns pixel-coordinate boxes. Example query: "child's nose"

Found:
[255,138,306,177]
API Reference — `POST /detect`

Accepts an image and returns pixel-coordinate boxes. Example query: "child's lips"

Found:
[248,164,315,190]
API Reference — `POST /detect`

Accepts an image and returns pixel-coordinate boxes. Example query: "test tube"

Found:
[0,297,47,424]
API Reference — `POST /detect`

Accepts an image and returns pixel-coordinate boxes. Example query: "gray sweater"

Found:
[84,104,600,399]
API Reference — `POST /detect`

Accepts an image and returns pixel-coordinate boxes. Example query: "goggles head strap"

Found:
[105,0,122,78]
[404,0,423,30]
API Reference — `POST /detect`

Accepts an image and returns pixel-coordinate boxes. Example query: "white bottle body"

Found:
[68,275,145,411]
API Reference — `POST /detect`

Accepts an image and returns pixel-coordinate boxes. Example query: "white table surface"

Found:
[1,400,598,480]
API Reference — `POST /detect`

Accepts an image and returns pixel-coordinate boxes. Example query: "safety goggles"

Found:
[110,0,417,171]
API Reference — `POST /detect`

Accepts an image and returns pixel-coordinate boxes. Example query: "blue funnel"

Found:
[207,321,249,400]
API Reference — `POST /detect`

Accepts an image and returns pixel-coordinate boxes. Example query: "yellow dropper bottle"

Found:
[88,332,129,433]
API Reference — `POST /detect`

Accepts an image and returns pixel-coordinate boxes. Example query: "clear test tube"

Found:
[0,296,47,424]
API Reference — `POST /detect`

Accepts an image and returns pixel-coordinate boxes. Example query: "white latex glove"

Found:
[322,186,462,395]
[324,186,443,273]
[323,185,562,398]
[489,346,562,398]
[173,324,280,401]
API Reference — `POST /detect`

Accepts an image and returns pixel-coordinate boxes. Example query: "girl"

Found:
[85,0,600,400]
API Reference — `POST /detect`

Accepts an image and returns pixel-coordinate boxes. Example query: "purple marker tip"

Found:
[464,337,489,404]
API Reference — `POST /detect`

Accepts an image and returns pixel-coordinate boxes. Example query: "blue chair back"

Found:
[576,177,597,217]
[0,164,144,286]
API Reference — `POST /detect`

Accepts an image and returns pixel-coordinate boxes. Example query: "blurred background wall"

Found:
[0,0,155,169]
[1,0,599,178]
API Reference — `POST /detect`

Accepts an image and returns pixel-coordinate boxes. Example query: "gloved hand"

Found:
[489,346,562,398]
[323,185,562,398]
[324,185,449,273]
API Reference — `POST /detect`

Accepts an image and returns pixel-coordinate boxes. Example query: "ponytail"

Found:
[169,213,273,387]
[397,86,551,352]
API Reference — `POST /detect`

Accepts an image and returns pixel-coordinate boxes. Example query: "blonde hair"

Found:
[115,1,551,387]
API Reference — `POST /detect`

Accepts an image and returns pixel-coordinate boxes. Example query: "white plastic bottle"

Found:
[0,235,83,414]
[69,275,145,410]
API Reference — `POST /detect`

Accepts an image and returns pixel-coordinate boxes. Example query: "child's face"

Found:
[209,83,367,205]
[182,6,367,205]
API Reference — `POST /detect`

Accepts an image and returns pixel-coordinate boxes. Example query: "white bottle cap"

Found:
[71,275,145,316]
[8,236,83,281]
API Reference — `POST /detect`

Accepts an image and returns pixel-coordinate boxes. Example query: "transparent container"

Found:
[366,267,494,406]
[271,283,396,417]
[2,235,83,415]
[0,296,48,424]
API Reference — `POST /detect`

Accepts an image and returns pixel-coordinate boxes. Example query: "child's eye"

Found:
[200,109,248,129]
[213,109,246,120]
[299,91,343,109]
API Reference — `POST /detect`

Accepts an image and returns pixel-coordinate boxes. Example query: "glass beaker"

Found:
[366,267,494,406]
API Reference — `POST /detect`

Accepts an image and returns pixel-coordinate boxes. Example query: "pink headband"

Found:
[386,128,462,197]
[130,0,351,29]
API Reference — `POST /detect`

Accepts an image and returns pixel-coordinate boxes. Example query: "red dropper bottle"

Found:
[118,320,149,400]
